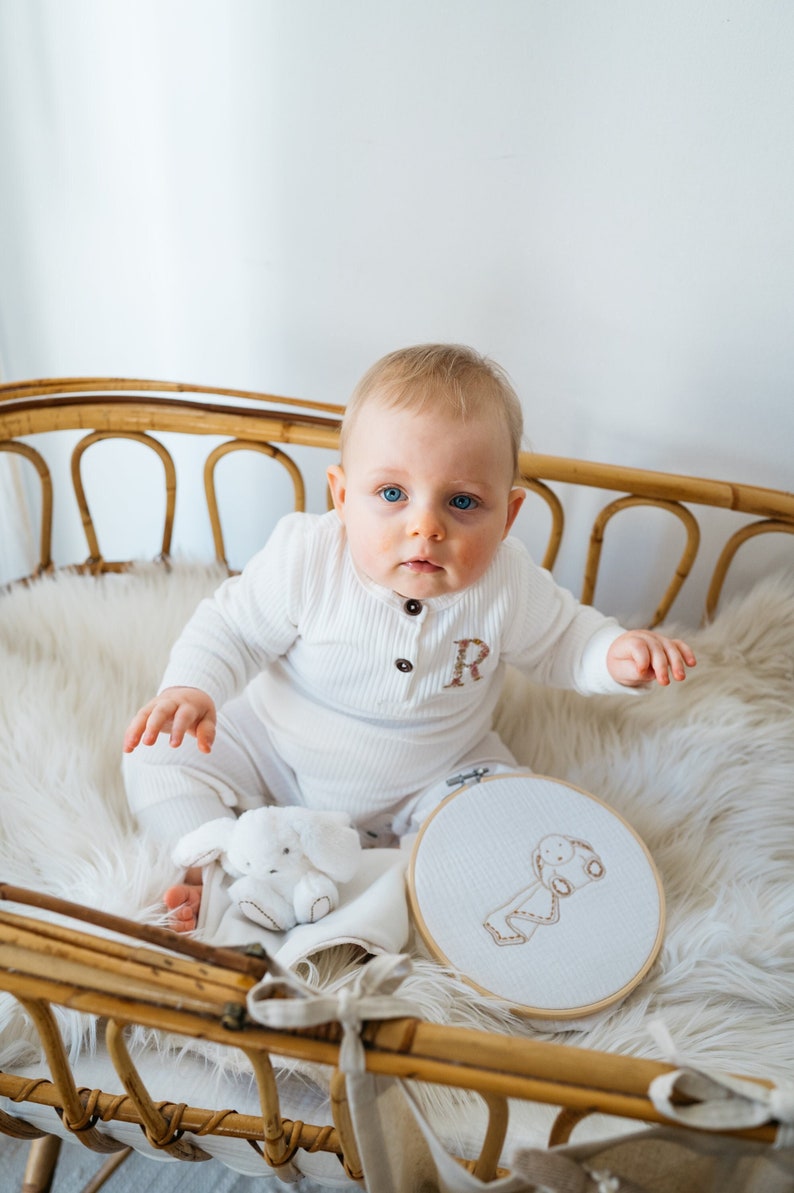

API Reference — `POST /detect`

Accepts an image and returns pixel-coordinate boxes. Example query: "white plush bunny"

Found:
[173,806,362,932]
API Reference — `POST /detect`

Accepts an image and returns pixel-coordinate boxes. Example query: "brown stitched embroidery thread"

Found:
[309,895,332,923]
[483,833,606,946]
[443,638,491,688]
[237,900,284,933]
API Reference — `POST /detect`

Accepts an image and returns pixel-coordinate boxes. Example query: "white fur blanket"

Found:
[1,563,793,1137]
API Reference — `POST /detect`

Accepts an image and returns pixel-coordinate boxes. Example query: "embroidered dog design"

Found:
[483,832,606,946]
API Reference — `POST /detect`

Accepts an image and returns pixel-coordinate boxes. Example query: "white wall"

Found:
[0,0,792,621]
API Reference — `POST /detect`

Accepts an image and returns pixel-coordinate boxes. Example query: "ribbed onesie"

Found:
[124,511,627,848]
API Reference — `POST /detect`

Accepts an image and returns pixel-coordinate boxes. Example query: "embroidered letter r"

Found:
[444,638,491,688]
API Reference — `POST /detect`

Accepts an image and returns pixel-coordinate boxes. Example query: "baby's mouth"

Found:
[403,558,443,574]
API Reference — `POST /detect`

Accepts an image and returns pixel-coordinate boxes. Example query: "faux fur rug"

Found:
[1,562,793,1145]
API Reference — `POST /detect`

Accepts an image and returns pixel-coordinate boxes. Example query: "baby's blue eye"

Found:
[380,486,404,503]
[450,494,477,511]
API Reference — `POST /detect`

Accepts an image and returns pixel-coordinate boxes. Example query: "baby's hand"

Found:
[607,630,696,688]
[123,686,217,753]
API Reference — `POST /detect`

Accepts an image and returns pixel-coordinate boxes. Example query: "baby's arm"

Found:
[123,686,217,754]
[124,691,215,929]
[607,630,696,687]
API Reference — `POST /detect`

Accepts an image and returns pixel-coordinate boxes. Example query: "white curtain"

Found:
[0,1,793,616]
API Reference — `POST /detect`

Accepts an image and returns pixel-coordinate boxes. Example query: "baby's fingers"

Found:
[194,715,216,754]
[167,704,215,752]
[678,640,697,669]
[651,640,674,685]
[650,636,697,684]
[123,700,166,752]
[142,699,180,745]
[168,703,195,748]
[608,630,696,689]
[660,637,696,683]
[122,713,146,753]
[124,688,214,753]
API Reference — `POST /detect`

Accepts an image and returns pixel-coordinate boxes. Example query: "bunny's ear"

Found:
[172,816,237,869]
[284,808,361,883]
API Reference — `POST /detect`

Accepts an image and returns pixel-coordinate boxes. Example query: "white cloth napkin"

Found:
[198,846,410,969]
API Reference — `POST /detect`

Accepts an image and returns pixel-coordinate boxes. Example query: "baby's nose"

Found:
[409,505,445,539]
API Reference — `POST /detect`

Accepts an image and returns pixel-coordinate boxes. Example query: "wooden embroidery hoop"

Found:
[407,773,665,1021]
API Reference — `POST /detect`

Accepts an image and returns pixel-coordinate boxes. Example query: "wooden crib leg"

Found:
[548,1106,594,1147]
[81,1148,133,1193]
[21,1134,61,1193]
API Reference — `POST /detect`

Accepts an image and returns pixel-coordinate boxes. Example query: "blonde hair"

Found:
[341,343,524,479]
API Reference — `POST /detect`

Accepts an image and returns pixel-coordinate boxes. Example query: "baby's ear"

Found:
[502,486,526,538]
[172,817,236,869]
[326,464,347,518]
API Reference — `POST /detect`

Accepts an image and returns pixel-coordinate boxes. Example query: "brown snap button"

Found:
[404,599,422,616]
[395,658,413,673]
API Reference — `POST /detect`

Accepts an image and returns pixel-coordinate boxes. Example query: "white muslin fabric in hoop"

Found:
[408,772,664,1022]
[647,1020,794,1147]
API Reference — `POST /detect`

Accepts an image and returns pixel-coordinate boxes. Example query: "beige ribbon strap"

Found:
[647,1020,794,1147]
[246,952,420,1073]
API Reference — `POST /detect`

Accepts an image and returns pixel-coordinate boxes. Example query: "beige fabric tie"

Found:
[246,951,420,1072]
[647,1019,794,1147]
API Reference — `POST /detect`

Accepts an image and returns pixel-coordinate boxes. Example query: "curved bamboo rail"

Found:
[0,887,781,1159]
[2,378,791,619]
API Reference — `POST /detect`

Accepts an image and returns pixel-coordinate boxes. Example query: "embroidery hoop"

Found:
[407,773,665,1020]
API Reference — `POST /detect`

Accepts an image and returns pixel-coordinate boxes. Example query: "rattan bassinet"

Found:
[1,378,793,1192]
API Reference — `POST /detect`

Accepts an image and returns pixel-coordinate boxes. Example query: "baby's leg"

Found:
[401,731,527,837]
[123,692,302,930]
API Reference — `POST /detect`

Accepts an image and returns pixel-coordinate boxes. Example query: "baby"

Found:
[123,344,695,931]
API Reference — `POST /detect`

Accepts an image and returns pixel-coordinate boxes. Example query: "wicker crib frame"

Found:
[1,377,793,1191]
[3,377,793,620]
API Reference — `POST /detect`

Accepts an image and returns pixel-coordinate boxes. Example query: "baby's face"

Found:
[327,397,525,599]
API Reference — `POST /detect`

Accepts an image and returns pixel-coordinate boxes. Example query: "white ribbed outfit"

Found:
[124,511,627,849]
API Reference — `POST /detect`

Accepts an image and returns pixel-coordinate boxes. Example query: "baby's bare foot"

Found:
[163,880,202,933]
